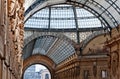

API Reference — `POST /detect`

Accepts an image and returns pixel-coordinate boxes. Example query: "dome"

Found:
[25,4,104,31]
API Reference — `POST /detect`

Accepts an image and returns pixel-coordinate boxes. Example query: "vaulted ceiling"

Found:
[23,35,75,64]
[23,30,107,64]
[24,0,120,29]
[23,0,120,65]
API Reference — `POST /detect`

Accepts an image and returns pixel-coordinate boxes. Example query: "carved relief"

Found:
[17,7,24,20]
[8,0,17,17]
[8,0,24,78]
[9,17,17,32]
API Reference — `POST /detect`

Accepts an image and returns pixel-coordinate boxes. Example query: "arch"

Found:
[24,32,76,47]
[22,54,55,79]
[81,32,110,55]
[81,31,108,49]
[23,32,76,64]
[24,0,120,28]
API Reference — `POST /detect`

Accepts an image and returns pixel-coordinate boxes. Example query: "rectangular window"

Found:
[84,70,89,79]
[101,70,107,78]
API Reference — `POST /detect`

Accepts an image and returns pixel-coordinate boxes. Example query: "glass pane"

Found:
[50,19,76,29]
[25,8,49,28]
[51,5,74,18]
[25,19,49,28]
[33,8,49,18]
[50,5,76,29]
[78,18,101,28]
[76,8,94,17]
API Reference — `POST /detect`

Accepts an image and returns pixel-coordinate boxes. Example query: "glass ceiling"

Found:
[25,4,103,30]
[24,0,120,28]
[23,35,75,64]
[23,0,120,64]
[24,4,107,64]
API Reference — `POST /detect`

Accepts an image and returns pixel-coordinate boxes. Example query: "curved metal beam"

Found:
[24,0,120,29]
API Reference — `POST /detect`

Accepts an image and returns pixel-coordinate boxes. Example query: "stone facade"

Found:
[0,0,24,79]
[54,53,109,79]
[105,26,120,79]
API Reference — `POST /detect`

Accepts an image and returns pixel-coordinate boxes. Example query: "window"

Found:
[101,70,107,78]
[84,70,89,79]
[45,74,49,79]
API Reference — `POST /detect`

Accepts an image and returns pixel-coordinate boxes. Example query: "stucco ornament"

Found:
[8,0,17,16]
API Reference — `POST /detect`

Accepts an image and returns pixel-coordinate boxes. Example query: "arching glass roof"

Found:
[25,4,104,30]
[24,0,120,28]
[23,4,111,64]
[23,0,120,65]
[23,35,75,64]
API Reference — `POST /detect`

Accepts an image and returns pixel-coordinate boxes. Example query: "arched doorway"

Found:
[23,64,51,79]
[22,55,55,79]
